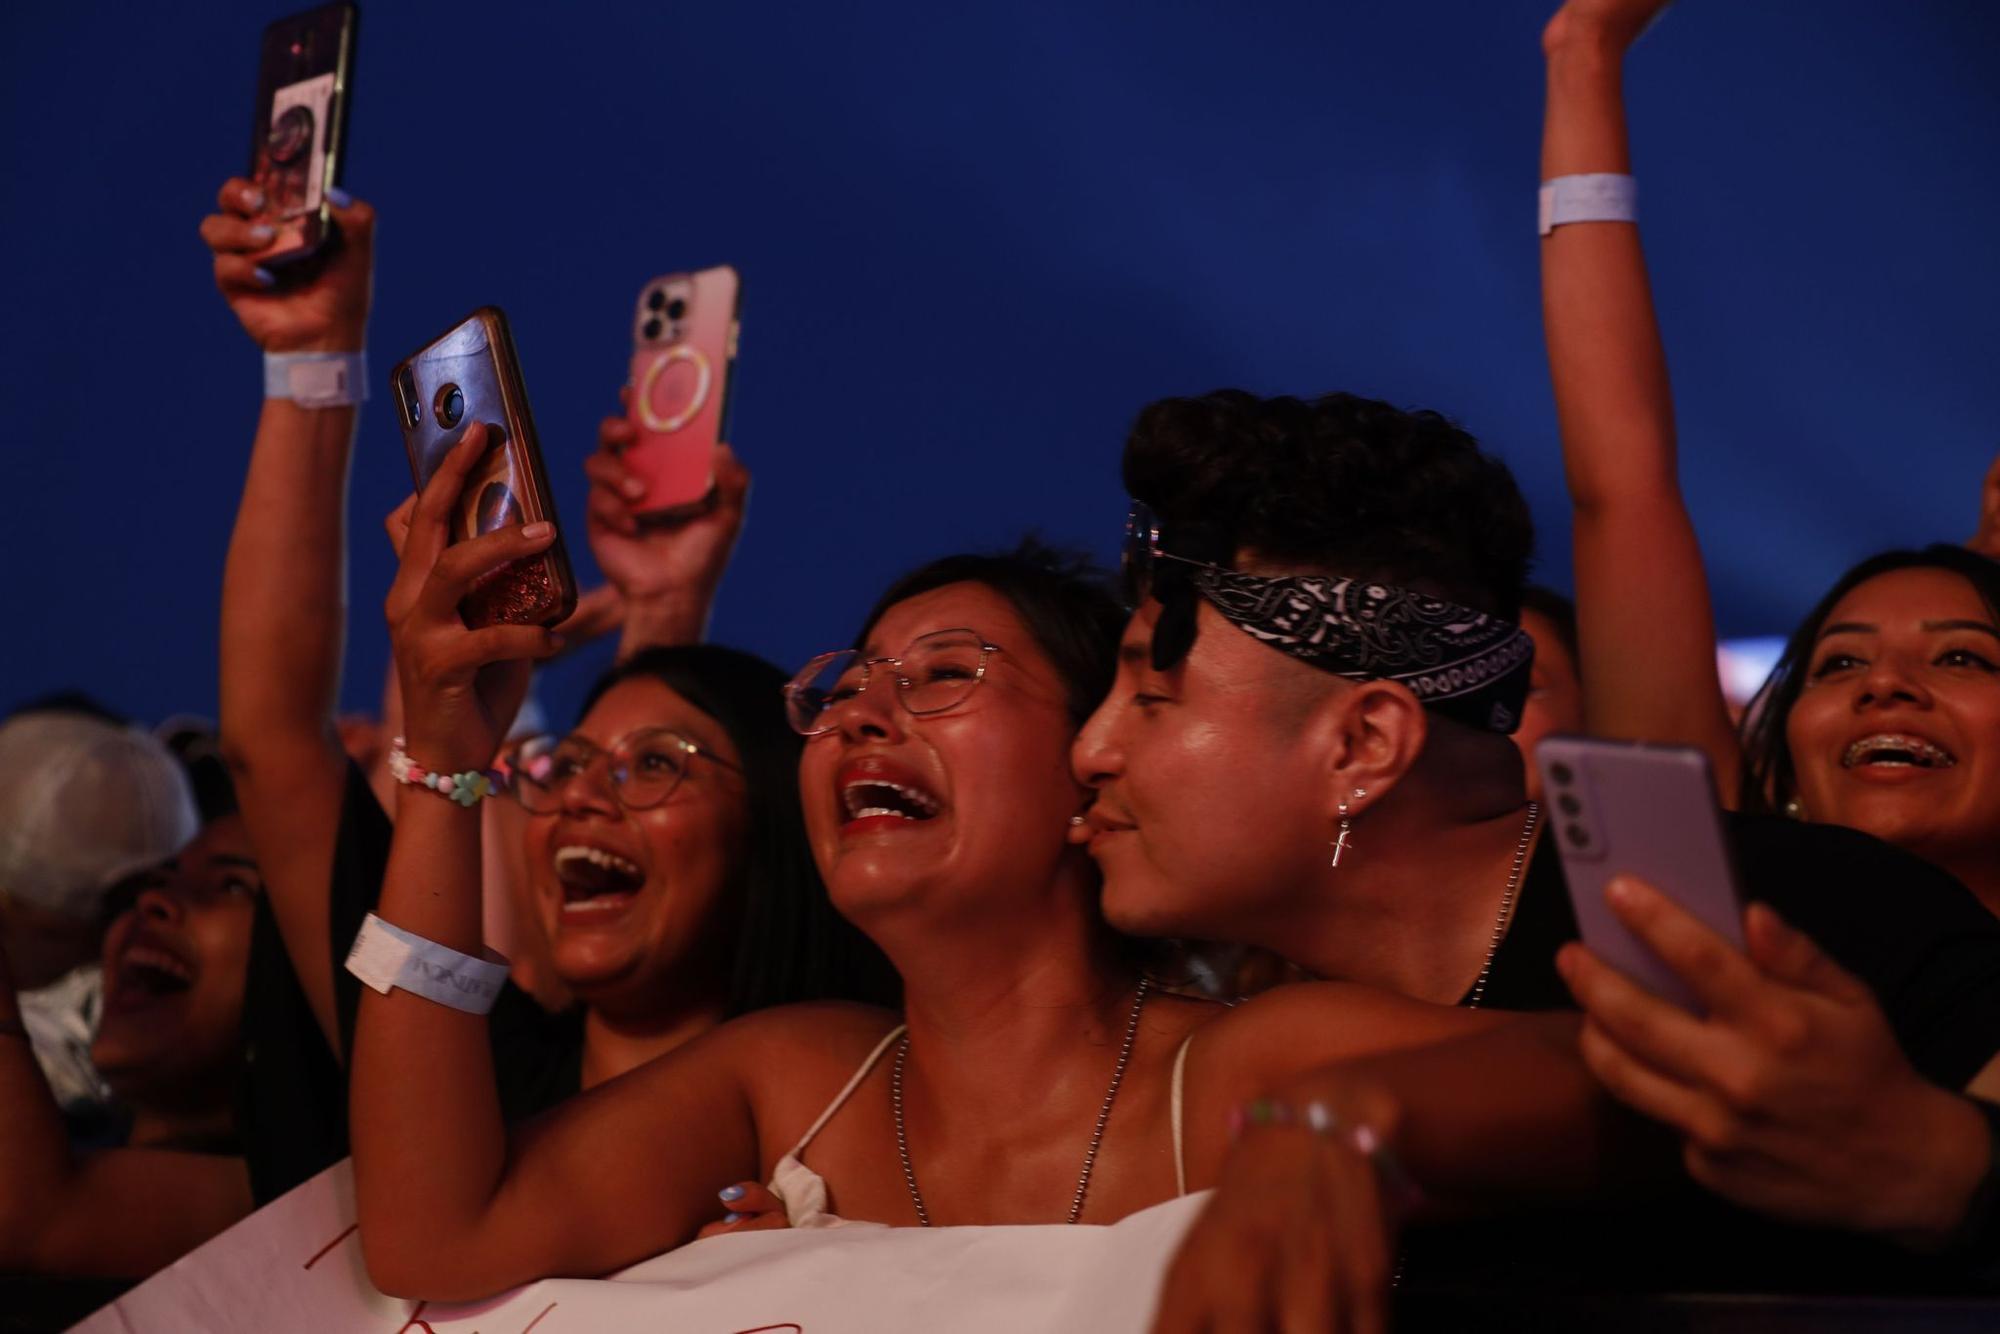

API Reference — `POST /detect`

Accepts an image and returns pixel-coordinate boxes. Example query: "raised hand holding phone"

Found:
[385,426,565,775]
[244,4,357,278]
[201,179,373,352]
[391,307,579,629]
[585,396,749,655]
[623,267,742,516]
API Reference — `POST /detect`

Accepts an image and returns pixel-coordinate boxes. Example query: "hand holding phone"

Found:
[624,266,741,517]
[1537,736,1745,1011]
[390,308,578,629]
[200,180,373,353]
[245,4,357,278]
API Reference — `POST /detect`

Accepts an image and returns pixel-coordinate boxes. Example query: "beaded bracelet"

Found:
[387,736,509,808]
[1232,1098,1424,1209]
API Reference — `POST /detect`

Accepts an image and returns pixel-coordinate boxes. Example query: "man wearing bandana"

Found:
[1075,390,2000,1305]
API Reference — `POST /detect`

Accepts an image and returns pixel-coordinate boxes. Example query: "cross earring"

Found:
[1331,787,1367,867]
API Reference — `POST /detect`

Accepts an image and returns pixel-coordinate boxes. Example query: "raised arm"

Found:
[1540,1,1742,797]
[0,949,249,1277]
[210,179,375,1048]
[348,433,760,1300]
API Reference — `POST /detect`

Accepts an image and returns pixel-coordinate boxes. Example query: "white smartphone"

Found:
[1535,736,1746,1012]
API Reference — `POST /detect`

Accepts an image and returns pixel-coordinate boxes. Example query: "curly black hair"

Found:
[1123,390,1535,619]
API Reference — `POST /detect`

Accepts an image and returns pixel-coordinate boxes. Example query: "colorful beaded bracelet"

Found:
[387,737,509,808]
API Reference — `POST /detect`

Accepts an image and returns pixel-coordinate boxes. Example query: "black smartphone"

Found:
[247,3,358,277]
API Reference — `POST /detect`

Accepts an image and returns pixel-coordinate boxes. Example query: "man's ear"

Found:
[1308,680,1426,821]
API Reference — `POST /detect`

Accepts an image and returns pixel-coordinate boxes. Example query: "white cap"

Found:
[0,712,200,919]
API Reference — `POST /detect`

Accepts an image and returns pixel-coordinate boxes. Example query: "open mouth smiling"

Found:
[107,931,197,1010]
[1840,733,1958,771]
[837,758,944,831]
[553,844,646,915]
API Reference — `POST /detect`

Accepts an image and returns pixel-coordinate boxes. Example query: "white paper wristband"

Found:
[1538,173,1638,236]
[264,350,369,408]
[344,913,508,1015]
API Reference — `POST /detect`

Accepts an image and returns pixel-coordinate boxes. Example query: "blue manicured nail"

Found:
[248,223,276,244]
[252,267,276,288]
[326,186,352,208]
[722,1212,744,1225]
[718,1184,745,1202]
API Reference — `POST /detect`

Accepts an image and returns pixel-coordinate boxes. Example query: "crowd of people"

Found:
[4,0,1998,1328]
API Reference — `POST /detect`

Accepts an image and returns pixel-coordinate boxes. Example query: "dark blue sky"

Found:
[4,1,1996,726]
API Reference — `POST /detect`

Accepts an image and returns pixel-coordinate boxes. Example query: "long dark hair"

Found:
[1740,544,2000,814]
[582,645,899,1014]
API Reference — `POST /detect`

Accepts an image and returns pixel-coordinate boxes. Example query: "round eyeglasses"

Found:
[505,728,740,815]
[784,628,999,736]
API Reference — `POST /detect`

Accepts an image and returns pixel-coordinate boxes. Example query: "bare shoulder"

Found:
[712,1000,902,1060]
[1190,981,1506,1088]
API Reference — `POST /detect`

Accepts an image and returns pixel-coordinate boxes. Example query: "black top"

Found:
[1471,812,2000,1090]
[236,760,583,1205]
[1412,812,2000,1295]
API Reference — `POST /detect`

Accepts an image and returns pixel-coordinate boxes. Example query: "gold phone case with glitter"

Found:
[390,307,577,629]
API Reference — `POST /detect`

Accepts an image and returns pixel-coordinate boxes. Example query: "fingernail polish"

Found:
[326,186,353,208]
[248,223,276,244]
[621,478,647,499]
[1606,877,1637,906]
[252,267,276,288]
[522,521,553,539]
[243,187,266,212]
[722,1212,744,1225]
[718,1184,745,1202]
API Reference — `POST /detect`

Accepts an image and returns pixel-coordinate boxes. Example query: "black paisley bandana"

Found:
[1125,501,1535,735]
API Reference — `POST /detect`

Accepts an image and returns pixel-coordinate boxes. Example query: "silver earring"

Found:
[1782,797,1806,821]
[1069,814,1086,827]
[1331,787,1366,867]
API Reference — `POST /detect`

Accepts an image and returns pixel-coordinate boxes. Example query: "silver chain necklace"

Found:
[1393,800,1541,1293]
[892,976,1153,1227]
[1461,802,1540,1010]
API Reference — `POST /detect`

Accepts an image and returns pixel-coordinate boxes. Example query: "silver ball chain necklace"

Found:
[1462,801,1541,1010]
[892,976,1153,1227]
[1392,799,1541,1292]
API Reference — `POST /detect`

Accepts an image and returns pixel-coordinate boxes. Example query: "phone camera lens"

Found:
[435,384,466,429]
[396,368,421,427]
[642,318,664,341]
[1565,824,1591,850]
[666,297,688,320]
[1557,793,1582,818]
[646,290,666,312]
[1549,762,1575,787]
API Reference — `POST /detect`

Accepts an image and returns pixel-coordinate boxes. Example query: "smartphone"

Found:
[389,308,578,629]
[1535,737,1746,1012]
[246,4,357,276]
[625,266,741,517]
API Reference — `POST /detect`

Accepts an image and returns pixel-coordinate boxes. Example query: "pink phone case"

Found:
[625,266,740,517]
[1536,737,1746,1012]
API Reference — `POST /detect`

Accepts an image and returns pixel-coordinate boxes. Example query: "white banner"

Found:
[72,1160,1208,1333]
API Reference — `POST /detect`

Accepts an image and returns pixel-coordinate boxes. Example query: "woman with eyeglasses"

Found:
[348,433,1613,1310]
[329,427,898,1121]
